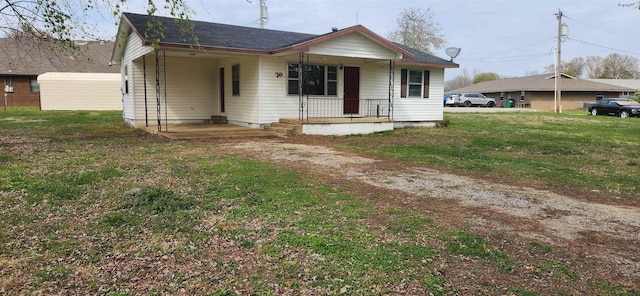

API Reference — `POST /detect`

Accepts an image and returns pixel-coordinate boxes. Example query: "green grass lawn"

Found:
[334,110,640,202]
[1,108,638,295]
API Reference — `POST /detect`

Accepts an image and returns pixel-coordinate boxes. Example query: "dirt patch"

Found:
[221,138,640,285]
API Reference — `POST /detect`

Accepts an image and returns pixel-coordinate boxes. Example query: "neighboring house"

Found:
[587,79,640,98]
[0,38,120,109]
[110,12,458,135]
[449,74,635,111]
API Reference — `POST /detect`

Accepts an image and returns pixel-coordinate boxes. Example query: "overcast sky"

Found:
[104,0,640,80]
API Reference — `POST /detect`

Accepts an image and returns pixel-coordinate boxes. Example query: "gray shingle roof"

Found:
[122,12,456,67]
[124,12,317,51]
[393,42,458,67]
[450,74,635,93]
[0,38,119,75]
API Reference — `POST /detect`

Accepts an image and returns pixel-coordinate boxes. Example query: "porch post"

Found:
[388,59,395,119]
[298,52,304,121]
[155,50,162,131]
[163,50,168,132]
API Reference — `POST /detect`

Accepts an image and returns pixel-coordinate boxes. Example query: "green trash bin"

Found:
[506,99,514,108]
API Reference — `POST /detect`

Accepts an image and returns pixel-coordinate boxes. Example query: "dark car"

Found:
[588,98,640,118]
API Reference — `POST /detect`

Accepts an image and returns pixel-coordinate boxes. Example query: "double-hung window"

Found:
[400,69,430,98]
[29,78,40,93]
[232,64,240,95]
[287,63,337,96]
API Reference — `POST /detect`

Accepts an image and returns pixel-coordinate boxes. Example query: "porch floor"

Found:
[143,123,277,140]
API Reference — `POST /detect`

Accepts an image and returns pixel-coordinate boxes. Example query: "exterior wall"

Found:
[130,54,218,127]
[121,32,153,126]
[256,55,446,125]
[478,91,621,111]
[257,55,300,124]
[302,121,394,136]
[529,92,617,111]
[393,66,445,122]
[218,56,261,127]
[309,34,398,60]
[39,72,121,110]
[1,75,40,107]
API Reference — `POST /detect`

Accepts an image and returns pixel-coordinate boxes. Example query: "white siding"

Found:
[39,72,121,111]
[218,56,261,127]
[309,33,398,59]
[123,33,153,63]
[393,67,445,122]
[258,56,299,124]
[122,33,153,126]
[256,56,446,124]
[130,54,218,126]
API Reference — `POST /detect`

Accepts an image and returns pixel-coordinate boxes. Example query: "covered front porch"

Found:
[141,116,393,139]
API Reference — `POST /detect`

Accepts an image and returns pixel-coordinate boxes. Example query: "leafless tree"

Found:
[601,53,640,79]
[388,8,445,54]
[0,0,193,50]
[473,72,500,84]
[445,69,474,91]
[543,57,585,78]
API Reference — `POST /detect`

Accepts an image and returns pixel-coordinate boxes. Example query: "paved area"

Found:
[444,107,541,113]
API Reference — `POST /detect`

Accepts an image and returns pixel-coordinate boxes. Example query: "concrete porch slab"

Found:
[142,123,277,140]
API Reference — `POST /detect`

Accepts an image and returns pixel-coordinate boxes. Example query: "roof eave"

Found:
[149,41,271,55]
[395,61,460,68]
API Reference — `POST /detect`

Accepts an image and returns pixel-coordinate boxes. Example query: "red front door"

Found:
[343,66,360,114]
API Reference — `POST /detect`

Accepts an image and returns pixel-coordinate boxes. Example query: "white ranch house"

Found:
[111,13,458,135]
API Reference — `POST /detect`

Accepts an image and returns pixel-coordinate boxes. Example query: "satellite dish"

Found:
[445,47,461,61]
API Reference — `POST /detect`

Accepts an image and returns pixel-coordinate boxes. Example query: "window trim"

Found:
[287,63,338,96]
[400,69,430,98]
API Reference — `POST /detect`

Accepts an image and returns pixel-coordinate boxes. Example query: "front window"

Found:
[232,64,240,95]
[287,63,337,96]
[408,70,422,97]
[401,69,430,98]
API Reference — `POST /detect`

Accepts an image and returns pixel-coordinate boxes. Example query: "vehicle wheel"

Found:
[463,101,472,107]
[591,109,598,116]
[487,101,495,108]
[620,111,630,118]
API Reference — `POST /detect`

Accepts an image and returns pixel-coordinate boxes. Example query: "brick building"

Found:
[1,38,118,108]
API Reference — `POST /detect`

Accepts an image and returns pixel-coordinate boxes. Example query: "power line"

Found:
[458,52,551,63]
[457,37,555,63]
[567,37,640,56]
[564,15,640,44]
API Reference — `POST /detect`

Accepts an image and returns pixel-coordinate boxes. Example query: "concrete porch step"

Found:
[210,115,228,124]
[265,120,302,137]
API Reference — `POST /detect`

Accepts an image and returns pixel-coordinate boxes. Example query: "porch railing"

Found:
[304,97,391,119]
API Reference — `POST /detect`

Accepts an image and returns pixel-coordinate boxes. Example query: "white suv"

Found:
[453,93,496,107]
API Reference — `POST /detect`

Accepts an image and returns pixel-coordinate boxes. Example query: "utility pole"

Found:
[259,0,268,29]
[555,9,563,113]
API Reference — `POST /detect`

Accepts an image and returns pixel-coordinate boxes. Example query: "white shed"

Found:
[38,72,121,111]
